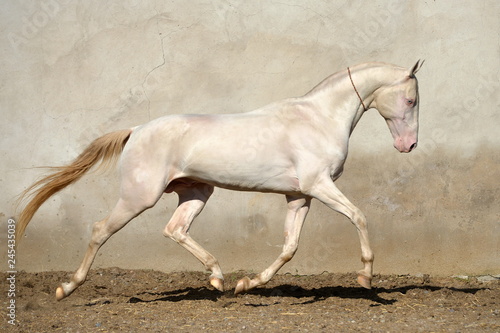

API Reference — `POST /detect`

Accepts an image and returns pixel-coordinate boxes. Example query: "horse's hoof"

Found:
[210,277,224,292]
[55,286,66,301]
[357,274,372,289]
[234,276,251,295]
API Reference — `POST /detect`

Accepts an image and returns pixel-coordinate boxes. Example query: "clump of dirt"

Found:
[2,268,499,332]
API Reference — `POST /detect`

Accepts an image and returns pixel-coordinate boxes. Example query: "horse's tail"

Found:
[16,129,132,240]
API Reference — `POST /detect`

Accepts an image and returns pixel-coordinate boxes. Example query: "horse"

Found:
[17,61,424,300]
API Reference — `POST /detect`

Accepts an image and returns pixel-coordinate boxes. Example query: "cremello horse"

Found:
[17,61,423,300]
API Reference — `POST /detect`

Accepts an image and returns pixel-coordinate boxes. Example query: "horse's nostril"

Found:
[409,142,417,151]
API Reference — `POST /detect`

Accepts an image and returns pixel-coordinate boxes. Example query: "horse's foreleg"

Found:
[55,198,148,300]
[310,178,374,289]
[163,184,224,291]
[235,196,310,295]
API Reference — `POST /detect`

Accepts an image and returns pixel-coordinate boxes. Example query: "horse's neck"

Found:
[305,63,404,134]
[348,63,405,97]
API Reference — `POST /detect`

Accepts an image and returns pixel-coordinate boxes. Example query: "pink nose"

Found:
[395,140,418,153]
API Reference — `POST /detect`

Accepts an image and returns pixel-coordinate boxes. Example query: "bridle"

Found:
[347,67,368,111]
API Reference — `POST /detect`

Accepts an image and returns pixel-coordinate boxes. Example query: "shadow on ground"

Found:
[113,283,487,308]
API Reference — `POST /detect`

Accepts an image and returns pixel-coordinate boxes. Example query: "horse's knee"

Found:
[351,209,368,230]
[163,223,187,244]
[162,227,171,239]
[356,218,367,231]
[162,224,175,239]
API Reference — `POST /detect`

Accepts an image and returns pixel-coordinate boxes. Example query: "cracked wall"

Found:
[1,1,499,276]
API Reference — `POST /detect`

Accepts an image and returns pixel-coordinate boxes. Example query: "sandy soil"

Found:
[2,268,499,332]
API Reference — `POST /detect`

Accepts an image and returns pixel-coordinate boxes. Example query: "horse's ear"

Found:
[409,59,425,77]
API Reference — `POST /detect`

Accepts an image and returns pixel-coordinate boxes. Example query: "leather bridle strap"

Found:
[347,67,368,111]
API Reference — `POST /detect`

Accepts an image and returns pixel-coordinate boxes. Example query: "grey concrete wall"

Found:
[1,1,499,277]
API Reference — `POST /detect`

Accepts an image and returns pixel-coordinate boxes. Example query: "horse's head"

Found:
[371,60,424,153]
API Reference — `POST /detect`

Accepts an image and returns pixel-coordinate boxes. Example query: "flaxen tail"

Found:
[16,129,132,240]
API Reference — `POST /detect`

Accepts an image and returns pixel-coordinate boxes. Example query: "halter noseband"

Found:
[347,67,368,111]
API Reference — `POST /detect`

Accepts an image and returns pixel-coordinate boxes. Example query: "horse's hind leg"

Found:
[163,183,224,291]
[235,195,311,294]
[55,196,157,301]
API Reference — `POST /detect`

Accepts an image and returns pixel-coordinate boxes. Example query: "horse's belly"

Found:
[181,159,301,194]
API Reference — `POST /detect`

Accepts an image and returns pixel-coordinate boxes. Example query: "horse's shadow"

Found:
[113,284,486,307]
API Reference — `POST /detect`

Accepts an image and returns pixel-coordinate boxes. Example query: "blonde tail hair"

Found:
[16,129,132,240]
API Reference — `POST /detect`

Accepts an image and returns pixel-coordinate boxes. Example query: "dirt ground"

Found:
[2,268,499,332]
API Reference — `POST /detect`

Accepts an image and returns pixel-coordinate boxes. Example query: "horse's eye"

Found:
[406,99,414,106]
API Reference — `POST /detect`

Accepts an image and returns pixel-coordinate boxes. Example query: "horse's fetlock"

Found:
[362,253,374,263]
[205,257,218,268]
[281,252,294,262]
[281,242,298,262]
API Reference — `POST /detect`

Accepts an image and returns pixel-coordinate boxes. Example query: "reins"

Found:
[347,67,368,111]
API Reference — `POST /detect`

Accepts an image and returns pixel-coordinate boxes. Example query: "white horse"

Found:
[17,61,423,300]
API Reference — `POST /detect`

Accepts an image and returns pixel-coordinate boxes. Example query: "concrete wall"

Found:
[1,1,498,277]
